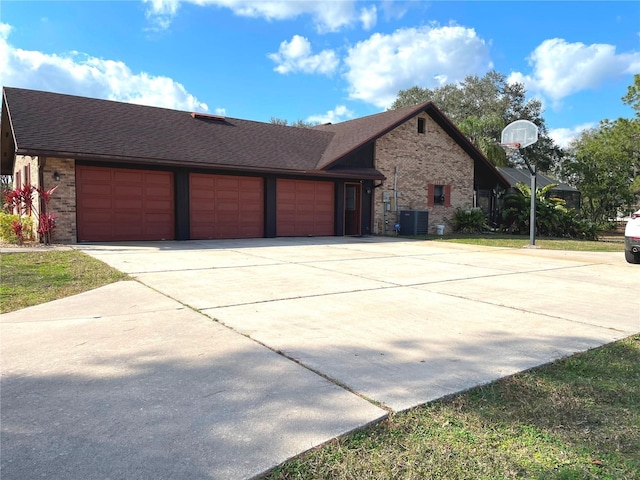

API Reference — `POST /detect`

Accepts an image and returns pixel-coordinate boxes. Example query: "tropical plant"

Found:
[2,184,58,244]
[0,213,33,243]
[500,182,597,240]
[451,207,489,233]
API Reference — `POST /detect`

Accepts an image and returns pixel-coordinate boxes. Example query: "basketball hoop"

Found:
[500,120,539,247]
[499,142,521,155]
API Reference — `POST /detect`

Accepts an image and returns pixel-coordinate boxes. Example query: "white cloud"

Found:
[143,0,181,30]
[360,5,377,30]
[0,22,208,112]
[549,123,595,149]
[344,24,492,108]
[268,35,338,75]
[508,38,640,104]
[306,104,355,124]
[144,0,359,33]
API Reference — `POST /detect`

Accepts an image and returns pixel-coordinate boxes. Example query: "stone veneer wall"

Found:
[374,114,474,234]
[10,155,77,243]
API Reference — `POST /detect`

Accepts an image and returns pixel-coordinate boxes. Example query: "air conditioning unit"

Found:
[399,210,429,236]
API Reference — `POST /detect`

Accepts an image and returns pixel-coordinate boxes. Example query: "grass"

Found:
[0,250,129,313]
[418,233,625,252]
[265,335,640,480]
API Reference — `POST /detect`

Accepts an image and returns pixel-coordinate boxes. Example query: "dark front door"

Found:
[344,183,361,236]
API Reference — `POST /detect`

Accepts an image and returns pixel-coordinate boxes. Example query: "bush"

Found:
[451,207,489,233]
[500,183,599,240]
[0,213,34,243]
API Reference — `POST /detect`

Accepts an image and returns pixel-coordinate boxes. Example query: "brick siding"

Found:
[11,156,77,243]
[374,114,474,234]
[42,158,77,243]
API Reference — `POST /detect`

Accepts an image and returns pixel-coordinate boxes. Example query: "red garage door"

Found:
[77,166,175,242]
[277,179,334,236]
[190,174,264,239]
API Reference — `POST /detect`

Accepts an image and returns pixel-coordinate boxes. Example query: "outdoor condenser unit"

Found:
[399,210,429,236]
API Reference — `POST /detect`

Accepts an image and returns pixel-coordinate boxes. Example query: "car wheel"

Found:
[625,249,640,264]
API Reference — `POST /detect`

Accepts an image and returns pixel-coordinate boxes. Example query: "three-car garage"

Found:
[75,165,339,242]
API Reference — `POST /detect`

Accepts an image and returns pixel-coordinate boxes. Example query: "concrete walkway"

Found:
[2,237,638,479]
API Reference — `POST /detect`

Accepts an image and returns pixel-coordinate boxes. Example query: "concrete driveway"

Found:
[2,237,638,479]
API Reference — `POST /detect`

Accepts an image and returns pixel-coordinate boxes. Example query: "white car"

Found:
[625,209,640,264]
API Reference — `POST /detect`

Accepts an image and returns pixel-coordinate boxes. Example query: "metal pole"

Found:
[529,164,536,246]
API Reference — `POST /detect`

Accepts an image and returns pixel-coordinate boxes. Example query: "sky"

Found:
[0,0,638,149]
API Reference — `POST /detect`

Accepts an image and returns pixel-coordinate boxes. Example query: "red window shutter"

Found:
[427,183,434,207]
[24,165,31,186]
[15,171,21,189]
[444,185,452,207]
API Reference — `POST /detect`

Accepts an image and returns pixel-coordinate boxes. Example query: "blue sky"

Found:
[1,1,638,148]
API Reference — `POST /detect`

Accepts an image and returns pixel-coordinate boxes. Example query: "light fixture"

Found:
[53,171,61,181]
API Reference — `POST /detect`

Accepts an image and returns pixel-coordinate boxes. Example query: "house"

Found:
[1,87,508,243]
[497,167,581,211]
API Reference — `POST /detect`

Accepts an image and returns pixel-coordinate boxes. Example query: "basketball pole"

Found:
[518,147,536,247]
[527,158,536,247]
[500,119,539,248]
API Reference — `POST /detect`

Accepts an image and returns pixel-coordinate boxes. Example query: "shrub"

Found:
[0,213,34,243]
[500,183,599,240]
[2,184,57,244]
[451,207,489,233]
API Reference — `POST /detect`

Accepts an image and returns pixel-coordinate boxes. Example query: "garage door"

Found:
[190,174,264,239]
[76,166,175,242]
[277,179,334,236]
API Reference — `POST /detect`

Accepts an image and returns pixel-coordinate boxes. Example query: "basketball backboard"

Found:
[501,120,539,149]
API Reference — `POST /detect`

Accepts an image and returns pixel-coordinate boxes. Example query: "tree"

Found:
[457,115,508,166]
[622,73,640,117]
[561,118,640,225]
[269,117,318,128]
[390,70,562,172]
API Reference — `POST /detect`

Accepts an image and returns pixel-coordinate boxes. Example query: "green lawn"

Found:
[422,233,625,252]
[0,250,128,313]
[265,335,640,480]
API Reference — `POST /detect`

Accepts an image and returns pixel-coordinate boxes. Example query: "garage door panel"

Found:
[114,172,143,185]
[77,166,175,242]
[276,179,334,237]
[190,173,264,240]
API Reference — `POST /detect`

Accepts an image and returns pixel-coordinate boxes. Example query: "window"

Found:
[417,117,425,134]
[433,185,445,205]
[428,183,451,207]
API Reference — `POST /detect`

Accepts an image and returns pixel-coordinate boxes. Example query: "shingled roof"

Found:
[314,101,508,190]
[313,102,432,169]
[1,87,336,176]
[497,167,579,192]
[1,87,507,189]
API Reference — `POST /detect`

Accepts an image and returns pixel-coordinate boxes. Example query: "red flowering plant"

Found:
[2,184,58,244]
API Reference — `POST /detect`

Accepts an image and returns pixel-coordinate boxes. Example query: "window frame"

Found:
[427,183,451,207]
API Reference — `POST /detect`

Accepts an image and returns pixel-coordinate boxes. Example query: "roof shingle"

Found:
[2,87,334,173]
